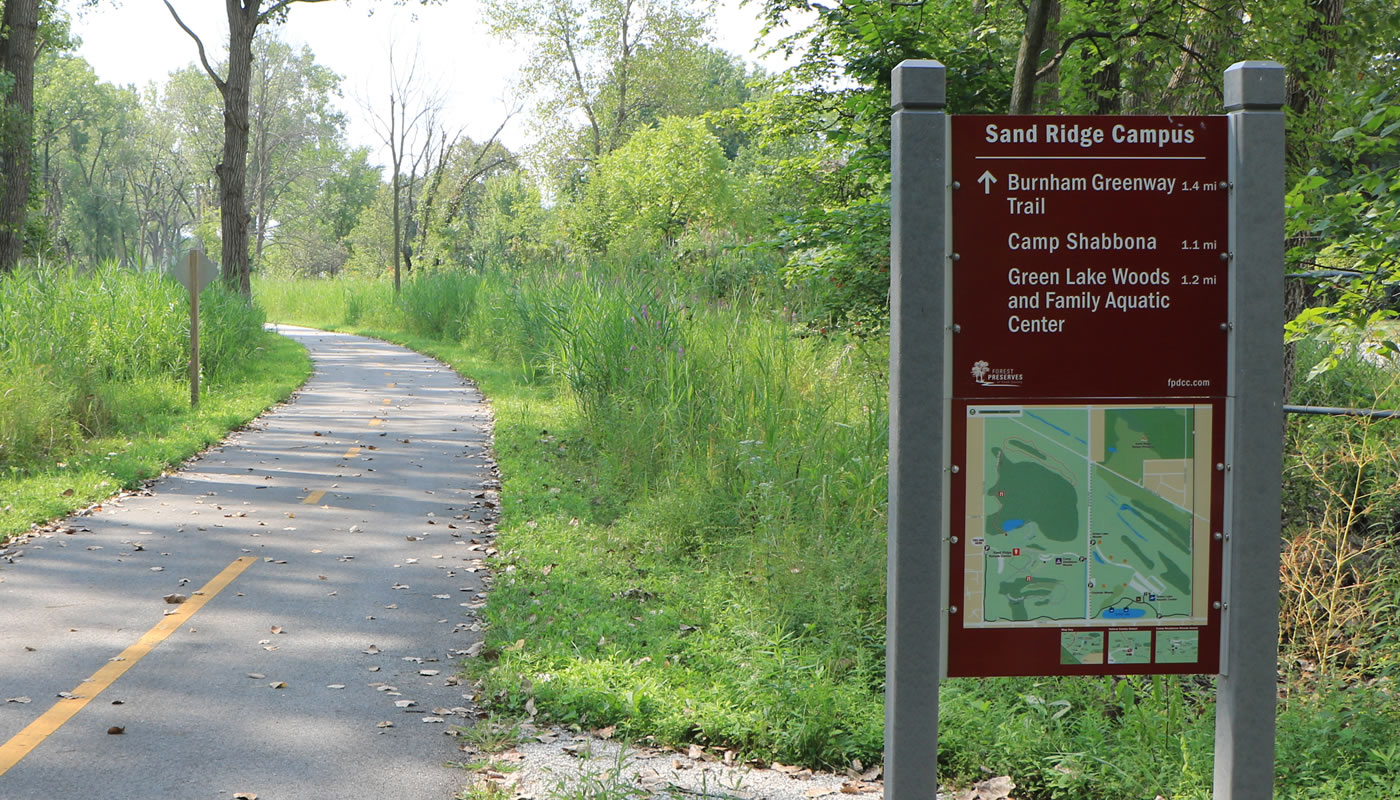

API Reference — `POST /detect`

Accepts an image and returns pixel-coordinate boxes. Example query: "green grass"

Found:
[256,269,1400,799]
[1,266,312,543]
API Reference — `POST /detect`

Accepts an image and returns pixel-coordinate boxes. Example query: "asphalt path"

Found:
[0,326,499,800]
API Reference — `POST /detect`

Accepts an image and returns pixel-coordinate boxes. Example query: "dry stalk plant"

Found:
[1280,412,1398,681]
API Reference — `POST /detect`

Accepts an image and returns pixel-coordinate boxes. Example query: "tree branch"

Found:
[1034,29,1113,80]
[258,0,335,26]
[163,0,227,93]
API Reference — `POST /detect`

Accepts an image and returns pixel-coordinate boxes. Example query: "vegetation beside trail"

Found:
[0,267,311,543]
[259,271,1400,799]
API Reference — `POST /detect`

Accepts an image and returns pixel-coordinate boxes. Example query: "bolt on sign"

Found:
[948,115,1227,677]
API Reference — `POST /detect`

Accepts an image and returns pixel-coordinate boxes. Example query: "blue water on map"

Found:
[1093,551,1106,564]
[1001,519,1026,533]
[1107,446,1117,453]
[1026,412,1089,446]
[1102,607,1147,619]
[1116,511,1149,542]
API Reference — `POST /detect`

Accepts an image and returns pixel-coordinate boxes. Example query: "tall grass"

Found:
[1,264,266,471]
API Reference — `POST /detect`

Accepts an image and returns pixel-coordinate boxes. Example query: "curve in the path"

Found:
[0,326,497,800]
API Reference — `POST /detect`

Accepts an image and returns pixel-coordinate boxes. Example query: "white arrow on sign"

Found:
[978,170,998,194]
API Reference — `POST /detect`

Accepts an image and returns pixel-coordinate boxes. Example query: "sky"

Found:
[64,0,789,169]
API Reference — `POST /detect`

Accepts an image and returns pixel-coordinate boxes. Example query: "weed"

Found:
[542,745,649,800]
[457,717,528,755]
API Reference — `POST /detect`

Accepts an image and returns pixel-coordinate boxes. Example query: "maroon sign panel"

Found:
[946,116,1227,677]
[951,115,1229,400]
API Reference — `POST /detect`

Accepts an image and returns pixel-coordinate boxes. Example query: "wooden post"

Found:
[189,249,200,407]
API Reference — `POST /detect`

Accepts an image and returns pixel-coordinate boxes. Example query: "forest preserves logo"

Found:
[971,360,1023,387]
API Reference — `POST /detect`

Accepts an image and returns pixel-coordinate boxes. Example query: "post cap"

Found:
[892,60,946,111]
[1224,61,1285,111]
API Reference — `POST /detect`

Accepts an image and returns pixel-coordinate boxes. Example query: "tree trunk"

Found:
[0,0,40,273]
[218,2,257,296]
[1285,0,1346,172]
[1033,0,1061,112]
[1010,0,1053,114]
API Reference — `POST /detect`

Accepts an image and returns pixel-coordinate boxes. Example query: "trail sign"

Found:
[886,59,1287,800]
[172,249,219,295]
[945,115,1228,677]
[171,248,219,406]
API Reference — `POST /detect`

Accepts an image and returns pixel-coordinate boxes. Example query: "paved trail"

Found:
[0,326,497,800]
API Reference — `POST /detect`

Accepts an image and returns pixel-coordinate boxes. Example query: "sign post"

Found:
[1214,60,1286,800]
[172,248,219,407]
[886,59,949,798]
[887,59,1283,799]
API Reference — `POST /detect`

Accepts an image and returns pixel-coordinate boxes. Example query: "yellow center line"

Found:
[382,399,392,406]
[368,418,383,427]
[0,556,257,777]
[343,446,361,458]
[302,490,326,505]
[386,382,396,388]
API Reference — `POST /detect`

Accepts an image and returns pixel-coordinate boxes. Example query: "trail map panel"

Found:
[964,403,1210,628]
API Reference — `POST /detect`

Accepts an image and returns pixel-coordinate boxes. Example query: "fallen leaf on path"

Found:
[107,726,125,735]
[327,684,346,689]
[269,682,286,689]
[377,721,394,728]
[270,626,285,635]
[394,700,416,708]
[5,697,32,704]
[363,645,382,655]
[247,673,266,680]
[419,669,439,676]
[421,716,445,723]
[233,794,258,800]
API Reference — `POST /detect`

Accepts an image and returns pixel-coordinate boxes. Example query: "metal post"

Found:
[189,250,200,407]
[1215,60,1285,800]
[887,59,948,800]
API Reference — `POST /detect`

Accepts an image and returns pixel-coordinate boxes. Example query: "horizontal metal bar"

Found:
[1284,404,1400,419]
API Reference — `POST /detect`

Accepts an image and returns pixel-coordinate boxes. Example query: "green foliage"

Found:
[259,267,889,769]
[1285,82,1400,376]
[571,118,730,251]
[0,265,307,541]
[0,265,269,472]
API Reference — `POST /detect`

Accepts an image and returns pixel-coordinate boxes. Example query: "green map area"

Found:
[964,405,1209,628]
[1060,631,1105,665]
[1155,630,1200,663]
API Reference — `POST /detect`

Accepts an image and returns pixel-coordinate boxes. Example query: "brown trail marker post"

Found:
[887,60,1284,799]
[171,247,219,406]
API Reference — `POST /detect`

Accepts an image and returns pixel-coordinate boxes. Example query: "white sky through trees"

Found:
[66,0,781,167]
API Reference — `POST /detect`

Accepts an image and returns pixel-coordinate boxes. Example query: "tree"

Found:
[246,36,345,267]
[572,116,728,250]
[482,0,709,186]
[162,0,441,296]
[0,0,41,272]
[364,44,443,292]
